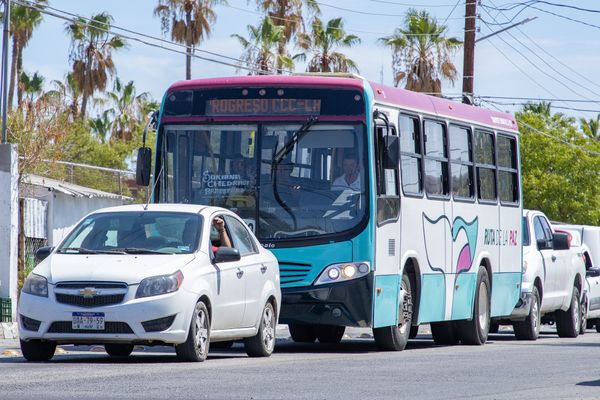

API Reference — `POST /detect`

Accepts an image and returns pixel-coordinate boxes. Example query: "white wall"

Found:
[0,145,18,320]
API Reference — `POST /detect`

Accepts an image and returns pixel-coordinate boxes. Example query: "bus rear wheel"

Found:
[373,274,413,351]
[456,267,491,345]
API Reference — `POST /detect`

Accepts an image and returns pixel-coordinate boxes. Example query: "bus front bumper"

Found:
[279,274,373,327]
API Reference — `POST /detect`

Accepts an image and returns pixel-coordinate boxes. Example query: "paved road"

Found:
[1,326,600,400]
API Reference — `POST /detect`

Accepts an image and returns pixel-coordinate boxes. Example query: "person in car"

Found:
[212,216,232,252]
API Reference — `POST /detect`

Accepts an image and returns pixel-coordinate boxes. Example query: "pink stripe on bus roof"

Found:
[168,75,364,91]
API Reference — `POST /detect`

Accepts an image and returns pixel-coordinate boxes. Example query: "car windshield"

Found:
[57,211,202,255]
[158,122,367,242]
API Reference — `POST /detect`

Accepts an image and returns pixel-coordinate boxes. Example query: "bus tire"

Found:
[430,321,459,345]
[556,286,580,338]
[288,324,317,343]
[315,325,345,344]
[596,322,600,333]
[373,274,413,351]
[513,286,541,340]
[456,267,491,345]
[489,322,499,334]
[409,326,419,339]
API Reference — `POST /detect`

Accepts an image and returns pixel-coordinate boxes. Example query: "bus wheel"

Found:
[373,274,413,351]
[315,325,346,344]
[409,325,419,339]
[430,321,459,345]
[288,324,317,343]
[456,267,491,345]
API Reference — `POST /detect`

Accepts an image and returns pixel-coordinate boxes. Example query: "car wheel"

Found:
[456,267,491,345]
[555,286,580,338]
[514,286,541,340]
[176,301,210,362]
[289,324,317,343]
[245,301,276,357]
[315,325,346,344]
[373,273,413,351]
[579,296,588,335]
[20,339,56,362]
[104,344,134,357]
[431,321,459,345]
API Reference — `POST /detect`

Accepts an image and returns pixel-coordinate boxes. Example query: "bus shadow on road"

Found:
[274,337,439,354]
[577,379,600,387]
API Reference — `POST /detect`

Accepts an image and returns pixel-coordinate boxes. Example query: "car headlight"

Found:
[315,262,370,285]
[136,270,184,299]
[22,274,48,297]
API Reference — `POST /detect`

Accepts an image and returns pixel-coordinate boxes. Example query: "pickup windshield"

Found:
[57,212,202,255]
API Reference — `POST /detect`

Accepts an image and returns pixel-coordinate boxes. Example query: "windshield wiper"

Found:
[112,248,171,255]
[272,115,318,165]
[58,247,100,254]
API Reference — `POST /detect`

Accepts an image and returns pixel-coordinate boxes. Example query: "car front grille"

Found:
[55,293,126,307]
[54,282,128,308]
[47,321,134,334]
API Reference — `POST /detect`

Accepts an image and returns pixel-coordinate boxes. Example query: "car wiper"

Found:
[112,248,171,255]
[58,247,100,254]
[272,115,318,165]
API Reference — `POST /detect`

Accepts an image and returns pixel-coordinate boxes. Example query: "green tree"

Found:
[523,101,552,117]
[45,73,82,120]
[379,9,461,93]
[4,0,46,109]
[580,114,600,141]
[255,0,319,73]
[232,16,290,74]
[518,107,600,225]
[107,78,153,142]
[154,0,224,80]
[296,17,360,73]
[89,110,114,144]
[19,71,44,103]
[66,12,126,119]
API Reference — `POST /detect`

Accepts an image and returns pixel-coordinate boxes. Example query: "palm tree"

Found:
[46,73,82,119]
[255,0,319,73]
[296,17,360,73]
[19,71,44,103]
[580,114,600,140]
[232,16,290,75]
[89,110,114,144]
[379,9,462,93]
[523,101,552,117]
[107,78,153,142]
[65,12,126,119]
[5,1,47,109]
[154,0,224,80]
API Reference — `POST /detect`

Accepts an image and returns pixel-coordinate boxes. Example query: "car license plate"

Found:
[72,312,105,330]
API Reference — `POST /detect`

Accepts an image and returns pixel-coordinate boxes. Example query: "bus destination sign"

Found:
[206,98,321,116]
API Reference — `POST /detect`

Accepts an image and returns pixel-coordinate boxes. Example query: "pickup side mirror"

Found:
[552,232,570,251]
[214,247,241,263]
[383,135,399,169]
[586,268,600,278]
[536,239,552,251]
[136,147,152,186]
[35,246,55,262]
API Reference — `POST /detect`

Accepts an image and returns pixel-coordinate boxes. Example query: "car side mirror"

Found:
[586,268,600,278]
[383,135,399,169]
[136,147,152,186]
[35,246,54,262]
[552,232,570,251]
[214,247,241,263]
[536,239,551,251]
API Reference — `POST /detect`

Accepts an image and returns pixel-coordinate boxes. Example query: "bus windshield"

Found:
[157,122,367,243]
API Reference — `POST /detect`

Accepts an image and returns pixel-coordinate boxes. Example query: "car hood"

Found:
[35,253,196,285]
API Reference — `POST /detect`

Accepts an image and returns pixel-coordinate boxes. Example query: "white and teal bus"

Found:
[137,74,522,350]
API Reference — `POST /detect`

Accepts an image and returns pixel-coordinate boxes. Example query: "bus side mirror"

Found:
[136,147,152,186]
[383,135,399,168]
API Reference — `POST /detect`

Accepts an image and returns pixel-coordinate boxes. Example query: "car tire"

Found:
[513,286,541,340]
[176,301,210,362]
[431,321,459,345]
[245,301,276,357]
[579,295,588,335]
[456,267,491,345]
[20,339,56,362]
[555,286,580,338]
[211,340,234,349]
[104,344,134,357]
[409,325,419,339]
[315,325,345,344]
[289,324,317,343]
[373,274,413,351]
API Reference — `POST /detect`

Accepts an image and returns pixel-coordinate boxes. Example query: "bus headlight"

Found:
[315,262,370,285]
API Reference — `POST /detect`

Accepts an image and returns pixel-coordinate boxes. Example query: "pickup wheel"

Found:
[315,325,346,344]
[513,286,541,340]
[289,324,317,343]
[579,295,588,335]
[596,322,600,333]
[456,267,491,345]
[555,286,580,338]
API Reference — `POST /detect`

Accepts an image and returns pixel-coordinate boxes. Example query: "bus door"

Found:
[372,114,402,328]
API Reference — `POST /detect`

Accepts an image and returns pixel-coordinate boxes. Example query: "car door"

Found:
[209,215,246,331]
[224,215,266,328]
[534,215,560,309]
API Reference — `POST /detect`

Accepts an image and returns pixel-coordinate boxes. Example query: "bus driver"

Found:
[332,154,361,191]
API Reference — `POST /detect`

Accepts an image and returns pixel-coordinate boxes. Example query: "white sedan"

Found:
[19,204,280,362]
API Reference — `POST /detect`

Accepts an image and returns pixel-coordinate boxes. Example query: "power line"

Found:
[480,98,600,114]
[442,0,463,25]
[478,96,600,103]
[486,1,600,14]
[369,0,458,7]
[316,0,473,20]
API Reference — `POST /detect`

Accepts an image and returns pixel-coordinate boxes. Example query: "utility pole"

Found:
[1,0,9,143]
[462,0,477,104]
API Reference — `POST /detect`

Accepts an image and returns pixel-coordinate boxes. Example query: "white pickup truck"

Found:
[504,209,586,340]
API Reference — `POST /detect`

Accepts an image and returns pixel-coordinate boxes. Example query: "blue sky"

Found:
[18,0,600,121]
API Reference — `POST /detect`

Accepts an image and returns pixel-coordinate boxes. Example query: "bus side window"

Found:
[475,130,497,202]
[375,123,400,225]
[399,115,422,195]
[423,120,449,197]
[497,134,519,204]
[449,125,474,199]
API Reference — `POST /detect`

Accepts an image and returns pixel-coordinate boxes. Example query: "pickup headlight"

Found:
[22,274,48,297]
[136,270,184,299]
[315,262,370,285]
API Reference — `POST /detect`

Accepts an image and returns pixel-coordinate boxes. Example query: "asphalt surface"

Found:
[1,325,600,400]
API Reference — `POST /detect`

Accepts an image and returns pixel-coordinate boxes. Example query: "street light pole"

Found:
[1,0,10,144]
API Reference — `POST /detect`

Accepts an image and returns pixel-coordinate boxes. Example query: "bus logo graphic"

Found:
[422,214,479,274]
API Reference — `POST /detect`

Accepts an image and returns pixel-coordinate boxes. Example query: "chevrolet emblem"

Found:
[79,287,99,298]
